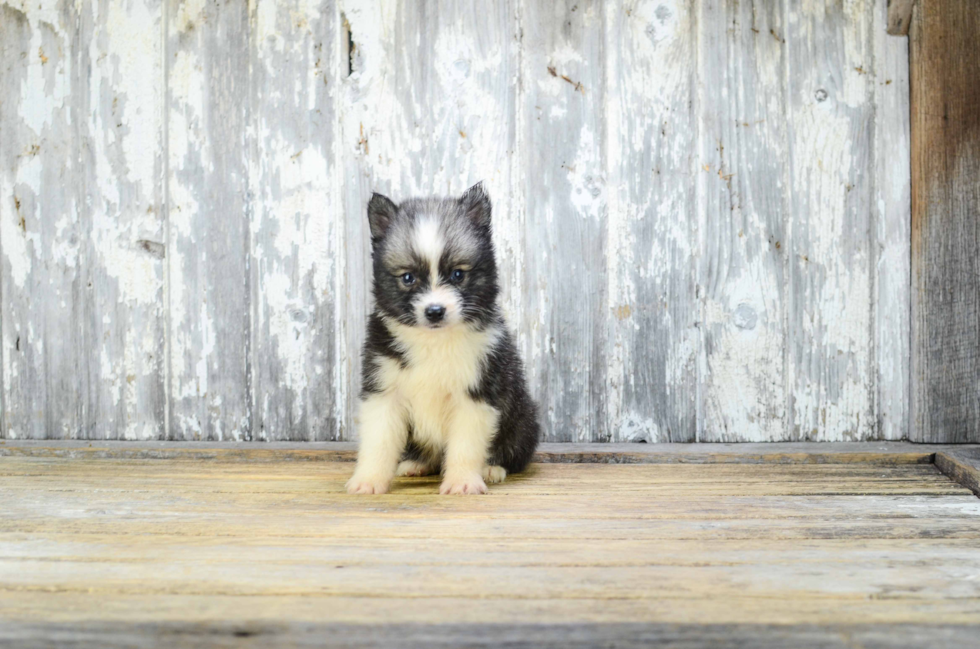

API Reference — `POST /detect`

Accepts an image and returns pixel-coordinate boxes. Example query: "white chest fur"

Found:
[371,322,500,449]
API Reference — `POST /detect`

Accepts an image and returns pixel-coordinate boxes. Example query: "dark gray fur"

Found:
[361,184,540,474]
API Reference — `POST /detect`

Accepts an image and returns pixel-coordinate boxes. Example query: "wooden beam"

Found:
[887,0,916,36]
[2,440,972,465]
[3,621,980,648]
[910,0,980,442]
[935,449,980,497]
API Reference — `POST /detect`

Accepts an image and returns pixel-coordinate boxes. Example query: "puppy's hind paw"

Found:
[396,459,437,477]
[439,473,488,495]
[482,465,507,484]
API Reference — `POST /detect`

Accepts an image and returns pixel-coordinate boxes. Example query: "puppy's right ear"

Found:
[367,193,398,240]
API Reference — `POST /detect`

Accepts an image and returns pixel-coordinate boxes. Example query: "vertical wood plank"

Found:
[80,0,168,440]
[339,0,520,440]
[874,0,911,440]
[521,0,605,441]
[910,0,980,443]
[0,3,78,439]
[602,0,697,442]
[696,0,789,441]
[248,0,343,441]
[167,0,251,440]
[0,0,166,439]
[785,0,877,441]
[336,0,380,441]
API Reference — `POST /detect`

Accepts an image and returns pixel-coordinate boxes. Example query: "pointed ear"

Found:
[460,182,492,229]
[367,192,398,240]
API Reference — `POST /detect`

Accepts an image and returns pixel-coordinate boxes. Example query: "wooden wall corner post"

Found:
[910,0,980,443]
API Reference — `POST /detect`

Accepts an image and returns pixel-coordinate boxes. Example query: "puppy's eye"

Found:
[450,269,465,283]
[400,273,415,286]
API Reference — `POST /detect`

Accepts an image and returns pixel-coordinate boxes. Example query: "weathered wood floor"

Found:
[1,444,979,648]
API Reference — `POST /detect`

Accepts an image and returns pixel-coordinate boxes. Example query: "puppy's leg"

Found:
[440,399,498,495]
[347,394,407,495]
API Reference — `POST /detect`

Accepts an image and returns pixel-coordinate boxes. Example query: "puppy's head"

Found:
[368,183,498,330]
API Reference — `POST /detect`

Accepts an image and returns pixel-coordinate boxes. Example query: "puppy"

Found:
[346,183,540,495]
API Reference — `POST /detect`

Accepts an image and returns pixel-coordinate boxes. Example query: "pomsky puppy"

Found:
[346,183,540,495]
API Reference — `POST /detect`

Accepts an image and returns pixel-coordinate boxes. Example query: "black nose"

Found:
[425,304,446,323]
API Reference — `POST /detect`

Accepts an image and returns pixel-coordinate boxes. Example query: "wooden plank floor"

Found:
[1,449,980,647]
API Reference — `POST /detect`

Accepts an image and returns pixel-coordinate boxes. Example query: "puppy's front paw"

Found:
[482,465,507,484]
[346,474,391,495]
[439,473,488,495]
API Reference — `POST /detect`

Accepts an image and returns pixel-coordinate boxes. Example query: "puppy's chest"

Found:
[380,326,496,413]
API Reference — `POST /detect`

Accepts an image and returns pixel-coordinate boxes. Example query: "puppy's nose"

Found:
[425,304,446,323]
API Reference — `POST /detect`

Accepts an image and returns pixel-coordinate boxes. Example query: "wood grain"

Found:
[910,0,980,443]
[0,456,977,646]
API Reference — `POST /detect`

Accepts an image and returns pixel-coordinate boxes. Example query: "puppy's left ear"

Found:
[367,192,398,241]
[460,182,492,229]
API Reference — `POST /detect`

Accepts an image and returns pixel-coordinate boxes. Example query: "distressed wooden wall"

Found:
[0,0,912,442]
